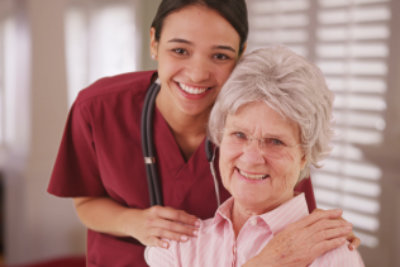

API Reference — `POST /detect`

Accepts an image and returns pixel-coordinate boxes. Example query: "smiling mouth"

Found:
[178,82,210,95]
[238,168,269,180]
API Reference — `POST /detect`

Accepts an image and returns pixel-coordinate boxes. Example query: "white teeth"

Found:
[179,82,208,95]
[238,169,268,180]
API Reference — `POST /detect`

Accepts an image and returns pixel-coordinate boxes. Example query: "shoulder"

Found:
[145,219,218,266]
[75,70,156,104]
[311,244,365,267]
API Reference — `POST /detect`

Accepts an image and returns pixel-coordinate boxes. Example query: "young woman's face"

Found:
[151,5,241,117]
[219,102,307,214]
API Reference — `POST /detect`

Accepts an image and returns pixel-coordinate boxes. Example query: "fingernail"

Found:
[349,244,354,250]
[195,220,201,227]
[193,230,198,236]
[180,235,188,242]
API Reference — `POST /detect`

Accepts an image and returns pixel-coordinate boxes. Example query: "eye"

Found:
[213,53,231,61]
[172,48,188,56]
[266,138,284,146]
[232,131,247,141]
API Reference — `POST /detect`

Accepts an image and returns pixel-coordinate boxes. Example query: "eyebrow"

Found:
[227,124,292,140]
[167,38,237,53]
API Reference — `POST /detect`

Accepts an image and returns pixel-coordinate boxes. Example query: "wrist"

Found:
[116,207,137,237]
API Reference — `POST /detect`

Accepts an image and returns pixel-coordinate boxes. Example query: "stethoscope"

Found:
[141,79,221,207]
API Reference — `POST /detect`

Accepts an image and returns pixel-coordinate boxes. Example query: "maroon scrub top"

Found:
[48,70,316,266]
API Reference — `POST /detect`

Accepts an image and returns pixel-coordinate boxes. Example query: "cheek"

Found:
[158,54,180,74]
[275,148,304,167]
[156,59,169,81]
[217,63,237,83]
[270,151,303,186]
[218,143,239,189]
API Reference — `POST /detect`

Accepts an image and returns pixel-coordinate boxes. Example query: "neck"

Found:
[231,195,296,237]
[156,95,209,160]
[163,109,209,136]
[231,202,259,237]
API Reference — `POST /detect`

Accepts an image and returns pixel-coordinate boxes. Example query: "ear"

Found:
[300,153,307,171]
[150,27,158,59]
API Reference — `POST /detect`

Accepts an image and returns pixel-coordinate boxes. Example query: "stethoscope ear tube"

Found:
[141,79,163,206]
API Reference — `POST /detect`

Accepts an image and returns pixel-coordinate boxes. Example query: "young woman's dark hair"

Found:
[151,0,248,55]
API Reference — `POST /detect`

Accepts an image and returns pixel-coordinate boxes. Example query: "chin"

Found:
[238,192,294,214]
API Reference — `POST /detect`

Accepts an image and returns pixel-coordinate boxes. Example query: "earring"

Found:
[151,54,156,60]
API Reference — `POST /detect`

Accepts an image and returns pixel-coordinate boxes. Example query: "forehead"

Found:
[226,102,300,139]
[160,5,240,46]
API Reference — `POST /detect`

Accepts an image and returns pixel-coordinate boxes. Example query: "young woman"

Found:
[48,1,358,266]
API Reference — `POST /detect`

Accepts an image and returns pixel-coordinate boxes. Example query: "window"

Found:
[0,0,18,157]
[247,0,391,248]
[64,0,140,105]
[0,17,5,149]
[0,4,8,150]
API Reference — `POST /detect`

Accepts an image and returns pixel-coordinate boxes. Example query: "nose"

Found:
[241,138,266,164]
[187,56,211,82]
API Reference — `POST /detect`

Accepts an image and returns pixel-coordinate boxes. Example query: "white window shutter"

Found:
[247,0,392,249]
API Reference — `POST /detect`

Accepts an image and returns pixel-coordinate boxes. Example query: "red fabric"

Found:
[295,177,317,213]
[48,70,316,266]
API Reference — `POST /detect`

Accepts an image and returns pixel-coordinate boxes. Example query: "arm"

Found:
[243,209,355,267]
[73,197,200,248]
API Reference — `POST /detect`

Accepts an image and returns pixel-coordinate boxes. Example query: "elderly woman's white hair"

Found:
[208,46,334,179]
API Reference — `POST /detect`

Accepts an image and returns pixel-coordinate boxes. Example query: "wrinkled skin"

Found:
[243,209,359,267]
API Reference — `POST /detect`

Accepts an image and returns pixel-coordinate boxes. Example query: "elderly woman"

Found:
[145,46,364,266]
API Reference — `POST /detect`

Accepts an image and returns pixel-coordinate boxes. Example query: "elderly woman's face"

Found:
[219,101,307,214]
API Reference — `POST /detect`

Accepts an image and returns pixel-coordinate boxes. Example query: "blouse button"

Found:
[232,245,237,266]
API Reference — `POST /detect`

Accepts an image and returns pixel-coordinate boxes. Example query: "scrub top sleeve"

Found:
[48,101,106,197]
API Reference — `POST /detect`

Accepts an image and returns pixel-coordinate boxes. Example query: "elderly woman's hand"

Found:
[314,208,361,250]
[243,209,354,267]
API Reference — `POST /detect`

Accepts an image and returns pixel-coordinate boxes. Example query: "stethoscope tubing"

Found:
[141,79,163,206]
